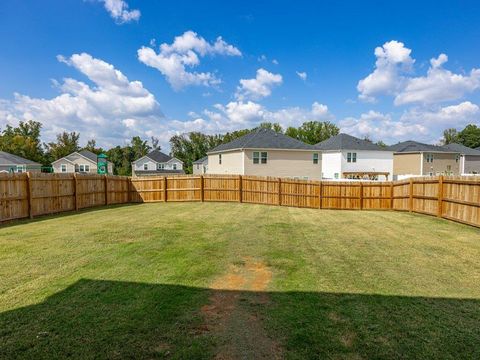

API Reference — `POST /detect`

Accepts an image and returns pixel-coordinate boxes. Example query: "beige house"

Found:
[132,150,184,177]
[389,141,460,179]
[193,156,208,175]
[52,150,113,174]
[442,143,480,174]
[207,128,321,180]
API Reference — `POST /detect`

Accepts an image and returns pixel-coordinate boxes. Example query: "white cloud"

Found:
[0,53,163,147]
[272,59,279,65]
[357,40,414,102]
[339,110,428,143]
[235,68,283,100]
[296,71,307,81]
[97,0,140,23]
[394,54,480,105]
[400,101,480,127]
[137,31,241,90]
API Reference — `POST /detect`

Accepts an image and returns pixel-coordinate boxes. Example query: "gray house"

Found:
[207,128,321,180]
[442,143,480,174]
[193,156,208,175]
[0,151,41,173]
[132,150,185,177]
[52,150,114,174]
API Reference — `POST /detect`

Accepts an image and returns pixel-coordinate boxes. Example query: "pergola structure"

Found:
[342,171,390,180]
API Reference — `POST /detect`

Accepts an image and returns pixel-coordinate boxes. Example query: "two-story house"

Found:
[132,150,184,177]
[389,141,460,179]
[315,133,393,180]
[442,143,480,174]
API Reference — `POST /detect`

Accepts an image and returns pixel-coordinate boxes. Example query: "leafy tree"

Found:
[130,136,151,160]
[441,128,459,145]
[45,131,80,161]
[290,121,339,145]
[0,120,45,163]
[259,122,284,133]
[457,124,480,148]
[150,136,161,151]
[83,139,105,154]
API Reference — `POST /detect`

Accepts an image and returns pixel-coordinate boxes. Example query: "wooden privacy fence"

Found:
[1,173,480,228]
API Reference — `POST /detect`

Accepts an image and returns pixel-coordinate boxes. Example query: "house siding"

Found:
[393,153,422,176]
[193,162,207,174]
[207,151,244,175]
[421,153,460,175]
[321,152,342,179]
[463,155,480,174]
[340,150,393,180]
[53,153,114,174]
[243,149,321,180]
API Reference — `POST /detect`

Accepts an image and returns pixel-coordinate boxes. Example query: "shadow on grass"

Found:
[1,279,479,359]
[0,203,143,229]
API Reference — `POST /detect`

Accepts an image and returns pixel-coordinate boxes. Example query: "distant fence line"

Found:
[1,173,479,228]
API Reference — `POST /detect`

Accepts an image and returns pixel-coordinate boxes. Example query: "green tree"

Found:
[46,131,80,161]
[258,122,284,133]
[441,128,459,145]
[290,121,339,145]
[130,136,151,160]
[83,139,105,155]
[457,124,480,148]
[0,120,45,163]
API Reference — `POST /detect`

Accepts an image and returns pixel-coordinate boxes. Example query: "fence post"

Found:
[409,177,414,212]
[278,178,282,206]
[200,175,204,202]
[104,175,109,205]
[390,182,394,209]
[164,177,168,202]
[238,175,243,203]
[73,173,79,211]
[26,173,33,219]
[359,182,363,210]
[318,181,323,209]
[437,175,444,218]
[127,177,132,203]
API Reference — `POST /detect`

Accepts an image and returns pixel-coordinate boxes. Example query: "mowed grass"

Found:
[1,202,479,359]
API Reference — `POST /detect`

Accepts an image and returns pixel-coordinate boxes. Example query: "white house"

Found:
[132,150,184,176]
[316,133,393,180]
[52,150,113,174]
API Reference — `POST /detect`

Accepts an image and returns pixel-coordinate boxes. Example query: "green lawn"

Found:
[1,202,479,359]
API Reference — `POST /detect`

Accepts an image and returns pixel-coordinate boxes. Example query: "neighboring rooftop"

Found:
[143,150,174,163]
[208,128,317,153]
[388,141,457,153]
[193,156,208,164]
[315,133,389,151]
[134,169,185,175]
[441,143,480,156]
[0,151,41,166]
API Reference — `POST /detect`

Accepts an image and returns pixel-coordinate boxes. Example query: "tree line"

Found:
[2,120,479,175]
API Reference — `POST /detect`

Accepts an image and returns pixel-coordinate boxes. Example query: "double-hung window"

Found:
[425,154,434,163]
[61,164,67,173]
[260,152,268,164]
[173,164,177,170]
[143,163,148,171]
[157,163,164,170]
[347,152,357,163]
[79,164,89,172]
[253,152,260,164]
[313,153,319,164]
[219,154,222,165]
[16,165,25,173]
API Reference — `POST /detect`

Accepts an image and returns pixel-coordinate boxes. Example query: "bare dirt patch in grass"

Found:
[200,257,282,359]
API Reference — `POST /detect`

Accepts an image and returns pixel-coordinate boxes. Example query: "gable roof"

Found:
[315,133,389,151]
[388,141,457,153]
[0,151,41,166]
[144,150,173,163]
[441,143,480,156]
[208,128,316,153]
[193,156,208,164]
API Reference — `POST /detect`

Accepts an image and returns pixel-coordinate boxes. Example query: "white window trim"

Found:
[61,164,67,173]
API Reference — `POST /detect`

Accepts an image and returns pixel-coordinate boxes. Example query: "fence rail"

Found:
[1,173,480,228]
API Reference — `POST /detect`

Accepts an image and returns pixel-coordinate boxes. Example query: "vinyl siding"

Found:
[421,153,460,175]
[393,153,422,175]
[207,151,244,175]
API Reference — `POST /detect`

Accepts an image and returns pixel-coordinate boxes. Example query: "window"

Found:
[16,165,25,173]
[447,165,452,172]
[196,164,200,169]
[143,163,148,171]
[219,154,222,165]
[157,163,164,170]
[79,164,89,172]
[253,152,259,164]
[425,154,434,163]
[313,153,319,164]
[61,164,67,173]
[334,173,339,179]
[85,165,90,172]
[261,152,268,164]
[173,164,177,170]
[347,152,357,163]
[455,155,460,163]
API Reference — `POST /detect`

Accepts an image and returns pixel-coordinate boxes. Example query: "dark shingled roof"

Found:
[388,141,457,153]
[208,128,316,153]
[315,133,389,151]
[75,150,98,162]
[0,151,41,166]
[441,143,480,156]
[193,156,208,164]
[145,150,173,163]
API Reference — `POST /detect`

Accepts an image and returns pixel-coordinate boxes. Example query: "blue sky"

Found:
[1,0,480,150]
